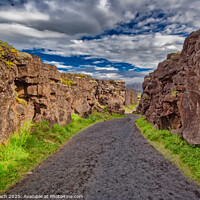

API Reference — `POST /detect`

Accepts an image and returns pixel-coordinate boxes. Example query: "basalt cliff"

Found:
[125,88,137,108]
[0,43,125,144]
[137,30,200,145]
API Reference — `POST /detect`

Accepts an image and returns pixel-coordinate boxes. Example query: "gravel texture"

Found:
[6,114,200,200]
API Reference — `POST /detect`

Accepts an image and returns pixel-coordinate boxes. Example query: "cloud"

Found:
[0,9,49,22]
[0,23,66,38]
[0,0,199,84]
[38,33,184,69]
[43,60,73,69]
[95,66,118,71]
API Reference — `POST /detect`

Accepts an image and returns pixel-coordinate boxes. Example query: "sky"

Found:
[0,0,199,84]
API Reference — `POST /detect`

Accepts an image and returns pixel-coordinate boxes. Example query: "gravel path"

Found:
[6,114,200,200]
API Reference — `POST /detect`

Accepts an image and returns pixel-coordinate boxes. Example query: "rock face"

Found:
[137,30,200,145]
[0,47,125,144]
[125,88,137,107]
[61,74,125,117]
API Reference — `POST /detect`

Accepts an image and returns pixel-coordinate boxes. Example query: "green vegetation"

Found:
[0,41,15,51]
[124,93,141,113]
[60,77,74,86]
[94,102,108,112]
[171,88,179,97]
[0,112,125,193]
[4,61,14,69]
[135,117,200,185]
[14,90,27,107]
[170,51,181,61]
[123,104,138,113]
[143,97,147,102]
[0,40,18,69]
[16,97,28,107]
[137,93,141,100]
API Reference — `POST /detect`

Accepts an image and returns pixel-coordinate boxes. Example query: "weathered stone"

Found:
[125,88,137,107]
[74,99,91,118]
[61,74,125,116]
[0,61,16,144]
[0,47,125,143]
[137,30,200,145]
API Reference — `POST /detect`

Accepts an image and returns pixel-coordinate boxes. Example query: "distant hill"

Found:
[126,82,143,93]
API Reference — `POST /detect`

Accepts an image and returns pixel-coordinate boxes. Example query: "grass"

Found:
[123,93,141,113]
[123,104,138,113]
[0,112,125,194]
[0,40,18,69]
[60,77,74,86]
[135,116,200,185]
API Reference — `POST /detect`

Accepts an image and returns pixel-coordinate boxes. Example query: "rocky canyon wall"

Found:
[0,46,125,144]
[137,30,200,145]
[125,88,137,107]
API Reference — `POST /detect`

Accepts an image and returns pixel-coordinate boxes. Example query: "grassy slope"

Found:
[0,112,125,194]
[123,104,138,113]
[135,116,200,185]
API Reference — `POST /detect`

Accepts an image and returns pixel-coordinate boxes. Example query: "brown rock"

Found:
[125,88,137,107]
[137,29,200,145]
[74,99,91,118]
[0,47,125,143]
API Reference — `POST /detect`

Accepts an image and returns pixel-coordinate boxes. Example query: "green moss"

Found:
[0,41,14,50]
[0,40,18,69]
[170,51,181,61]
[14,90,27,107]
[171,88,179,97]
[16,97,28,107]
[143,97,147,102]
[135,117,200,185]
[60,78,74,86]
[4,60,14,69]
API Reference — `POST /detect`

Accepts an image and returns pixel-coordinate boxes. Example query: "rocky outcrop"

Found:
[61,73,125,117]
[137,30,200,145]
[125,88,137,107]
[0,45,125,144]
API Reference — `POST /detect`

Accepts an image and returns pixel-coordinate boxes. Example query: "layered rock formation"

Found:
[125,88,137,107]
[0,45,125,144]
[137,30,200,145]
[61,74,125,117]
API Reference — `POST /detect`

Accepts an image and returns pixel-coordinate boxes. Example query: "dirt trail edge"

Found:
[6,114,200,200]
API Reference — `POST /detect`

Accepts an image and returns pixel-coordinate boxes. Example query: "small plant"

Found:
[143,97,147,102]
[0,40,18,69]
[0,41,14,50]
[16,97,28,107]
[14,90,28,107]
[60,78,74,86]
[170,51,181,61]
[0,49,5,59]
[171,88,179,97]
[4,60,14,69]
